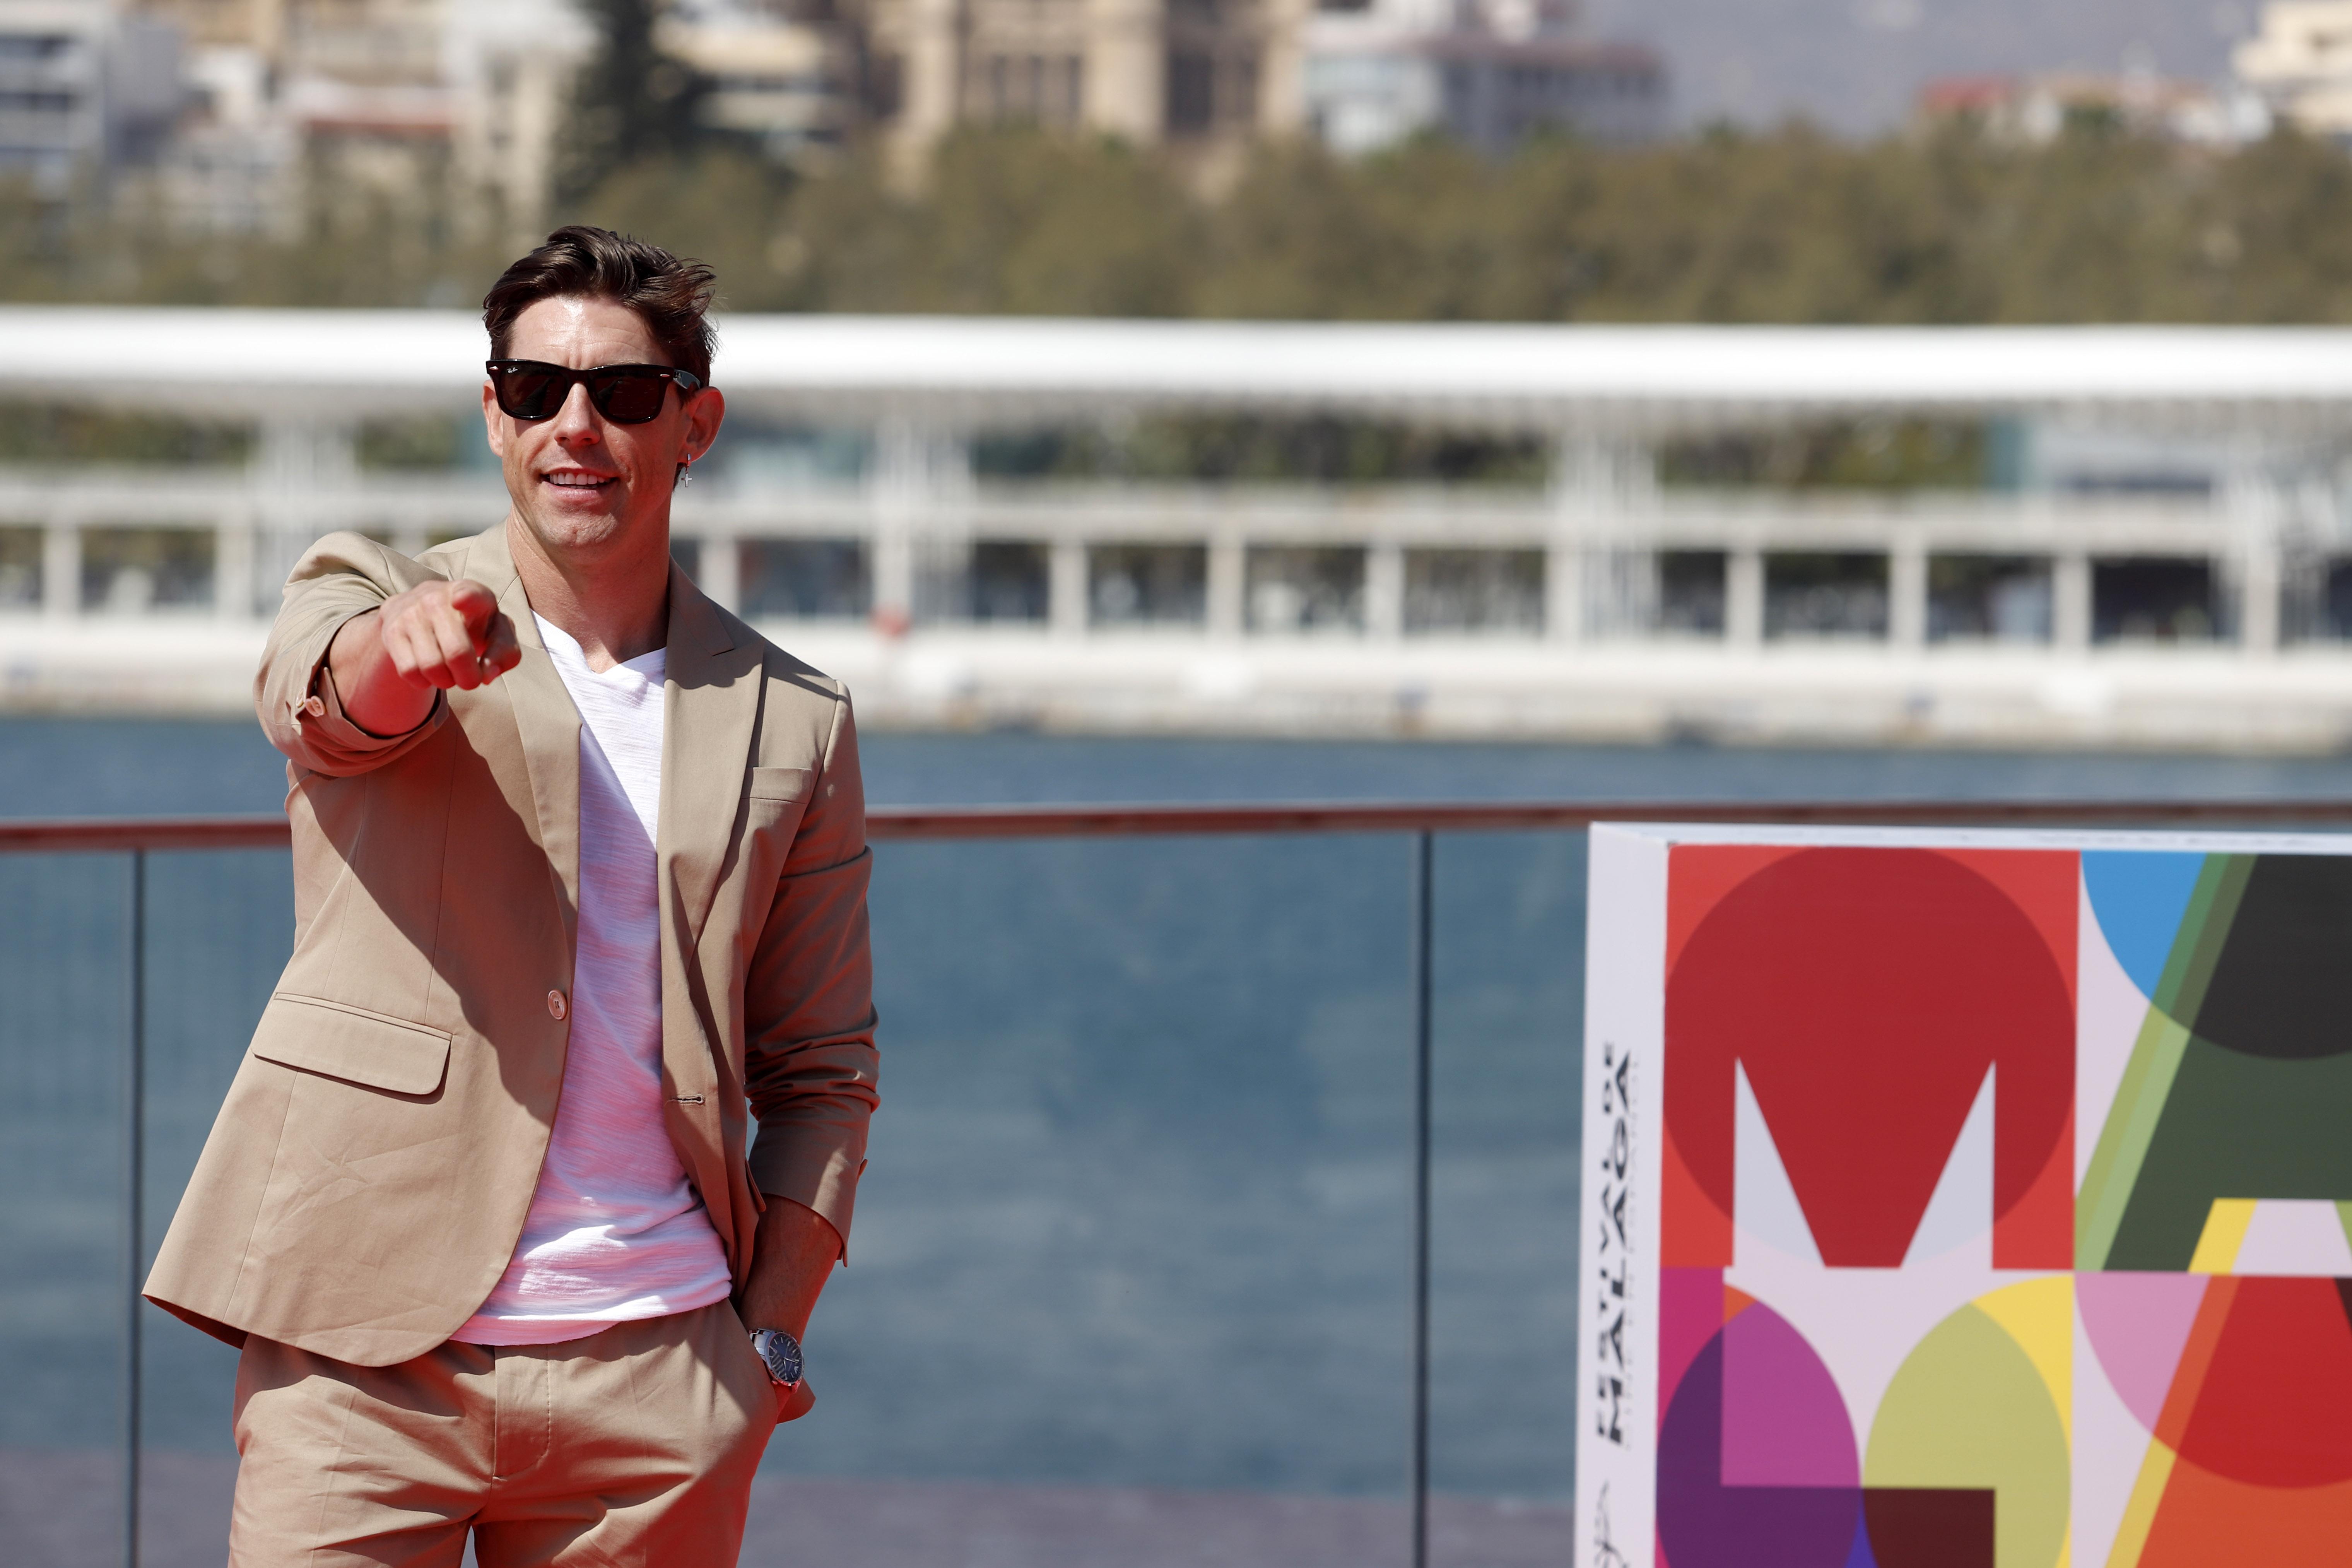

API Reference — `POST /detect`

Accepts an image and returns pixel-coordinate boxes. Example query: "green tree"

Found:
[558,0,718,208]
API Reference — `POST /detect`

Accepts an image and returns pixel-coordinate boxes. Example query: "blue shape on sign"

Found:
[2083,852,2207,1001]
[1842,1514,1879,1568]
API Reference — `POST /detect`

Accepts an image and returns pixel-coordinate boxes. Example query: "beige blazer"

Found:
[145,525,878,1368]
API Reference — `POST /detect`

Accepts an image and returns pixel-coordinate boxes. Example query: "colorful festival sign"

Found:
[1577,825,2352,1568]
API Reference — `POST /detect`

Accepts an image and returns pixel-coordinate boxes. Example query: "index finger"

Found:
[478,613,522,680]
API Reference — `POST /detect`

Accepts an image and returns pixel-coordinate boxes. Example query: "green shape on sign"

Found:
[2078,853,2251,1271]
[1865,1304,2070,1568]
[2105,1041,2352,1270]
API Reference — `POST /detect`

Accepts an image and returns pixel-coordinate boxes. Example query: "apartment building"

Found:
[2235,0,2352,138]
[126,0,590,237]
[1914,70,2266,145]
[1301,0,1661,157]
[861,0,1313,169]
[0,0,183,188]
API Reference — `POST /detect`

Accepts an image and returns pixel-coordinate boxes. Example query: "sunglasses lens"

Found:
[592,374,668,423]
[496,366,560,419]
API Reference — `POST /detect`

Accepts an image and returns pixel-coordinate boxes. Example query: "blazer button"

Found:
[547,990,568,1021]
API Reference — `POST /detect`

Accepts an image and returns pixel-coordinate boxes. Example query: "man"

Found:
[145,225,878,1567]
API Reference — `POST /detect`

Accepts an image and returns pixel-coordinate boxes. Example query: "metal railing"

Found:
[0,484,2302,651]
[14,793,2352,1568]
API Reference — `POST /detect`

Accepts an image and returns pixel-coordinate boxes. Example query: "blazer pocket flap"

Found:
[748,766,812,804]
[250,995,452,1096]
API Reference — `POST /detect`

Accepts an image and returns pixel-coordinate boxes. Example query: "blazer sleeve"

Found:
[254,531,453,777]
[742,681,880,1255]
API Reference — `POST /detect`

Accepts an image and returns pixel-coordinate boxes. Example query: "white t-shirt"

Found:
[454,616,732,1345]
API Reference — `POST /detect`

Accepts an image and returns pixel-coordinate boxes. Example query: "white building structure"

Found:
[1916,69,2268,146]
[1302,0,1661,156]
[0,0,183,188]
[658,0,861,164]
[2234,0,2352,139]
[136,0,593,240]
[8,309,2352,749]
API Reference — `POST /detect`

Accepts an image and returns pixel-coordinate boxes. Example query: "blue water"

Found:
[7,716,2352,1541]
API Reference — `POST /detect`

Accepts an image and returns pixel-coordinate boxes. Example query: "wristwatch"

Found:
[749,1327,803,1388]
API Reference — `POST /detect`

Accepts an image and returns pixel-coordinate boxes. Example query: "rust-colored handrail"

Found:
[860,797,2352,840]
[7,796,2352,854]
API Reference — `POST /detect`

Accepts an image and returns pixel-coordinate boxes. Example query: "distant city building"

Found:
[2235,0,2352,140]
[1301,0,1661,157]
[127,0,590,238]
[0,0,184,189]
[659,0,861,164]
[859,0,1313,171]
[1915,70,2266,145]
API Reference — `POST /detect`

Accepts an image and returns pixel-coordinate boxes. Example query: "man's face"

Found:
[482,294,723,562]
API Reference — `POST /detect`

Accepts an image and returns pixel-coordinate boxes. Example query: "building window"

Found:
[1057,54,1085,125]
[1658,551,1727,636]
[1226,50,1259,126]
[1403,549,1543,636]
[740,539,872,621]
[80,528,215,615]
[1928,554,2052,643]
[1246,547,1366,633]
[2092,557,2217,643]
[1091,544,1207,626]
[1166,50,1215,134]
[0,527,40,609]
[868,52,904,119]
[972,542,1051,621]
[1764,552,1890,640]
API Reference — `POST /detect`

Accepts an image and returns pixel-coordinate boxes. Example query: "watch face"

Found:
[754,1329,803,1386]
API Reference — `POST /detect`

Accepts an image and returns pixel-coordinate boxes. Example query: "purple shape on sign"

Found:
[2079,1270,2208,1434]
[1660,1268,1726,1428]
[1720,1301,1858,1487]
[1659,1330,1863,1568]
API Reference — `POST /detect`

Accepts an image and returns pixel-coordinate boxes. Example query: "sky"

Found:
[1578,0,2258,134]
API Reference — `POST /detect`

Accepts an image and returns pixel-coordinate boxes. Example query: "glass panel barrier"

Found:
[0,853,135,1568]
[759,833,1420,1564]
[27,776,2352,1565]
[9,830,1614,1567]
[1427,831,1585,1562]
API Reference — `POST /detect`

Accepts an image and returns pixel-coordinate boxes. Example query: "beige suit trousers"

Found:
[228,1301,780,1568]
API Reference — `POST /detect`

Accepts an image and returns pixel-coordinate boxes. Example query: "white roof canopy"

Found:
[7,307,2352,434]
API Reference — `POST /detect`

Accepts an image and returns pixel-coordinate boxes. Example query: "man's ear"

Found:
[684,385,726,464]
[481,379,509,458]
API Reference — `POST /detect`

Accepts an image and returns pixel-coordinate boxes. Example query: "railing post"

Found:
[43,518,79,621]
[1889,540,1928,649]
[1207,532,1246,640]
[1726,546,1765,648]
[1049,539,1089,639]
[1364,542,1405,641]
[1410,829,1433,1568]
[2054,552,2093,651]
[700,530,742,619]
[123,848,145,1568]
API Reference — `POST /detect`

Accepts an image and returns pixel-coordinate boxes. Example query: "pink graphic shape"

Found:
[2079,1270,2209,1434]
[1720,1301,1859,1488]
[1660,1268,1726,1434]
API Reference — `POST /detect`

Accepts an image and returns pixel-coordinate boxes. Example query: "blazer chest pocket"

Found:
[250,995,452,1096]
[748,767,812,805]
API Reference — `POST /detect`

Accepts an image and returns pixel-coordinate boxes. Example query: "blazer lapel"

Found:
[658,564,763,951]
[471,525,583,953]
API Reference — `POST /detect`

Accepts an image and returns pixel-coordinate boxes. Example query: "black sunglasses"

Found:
[485,359,705,424]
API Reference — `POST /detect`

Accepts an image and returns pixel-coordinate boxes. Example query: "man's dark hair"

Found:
[482,225,718,385]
